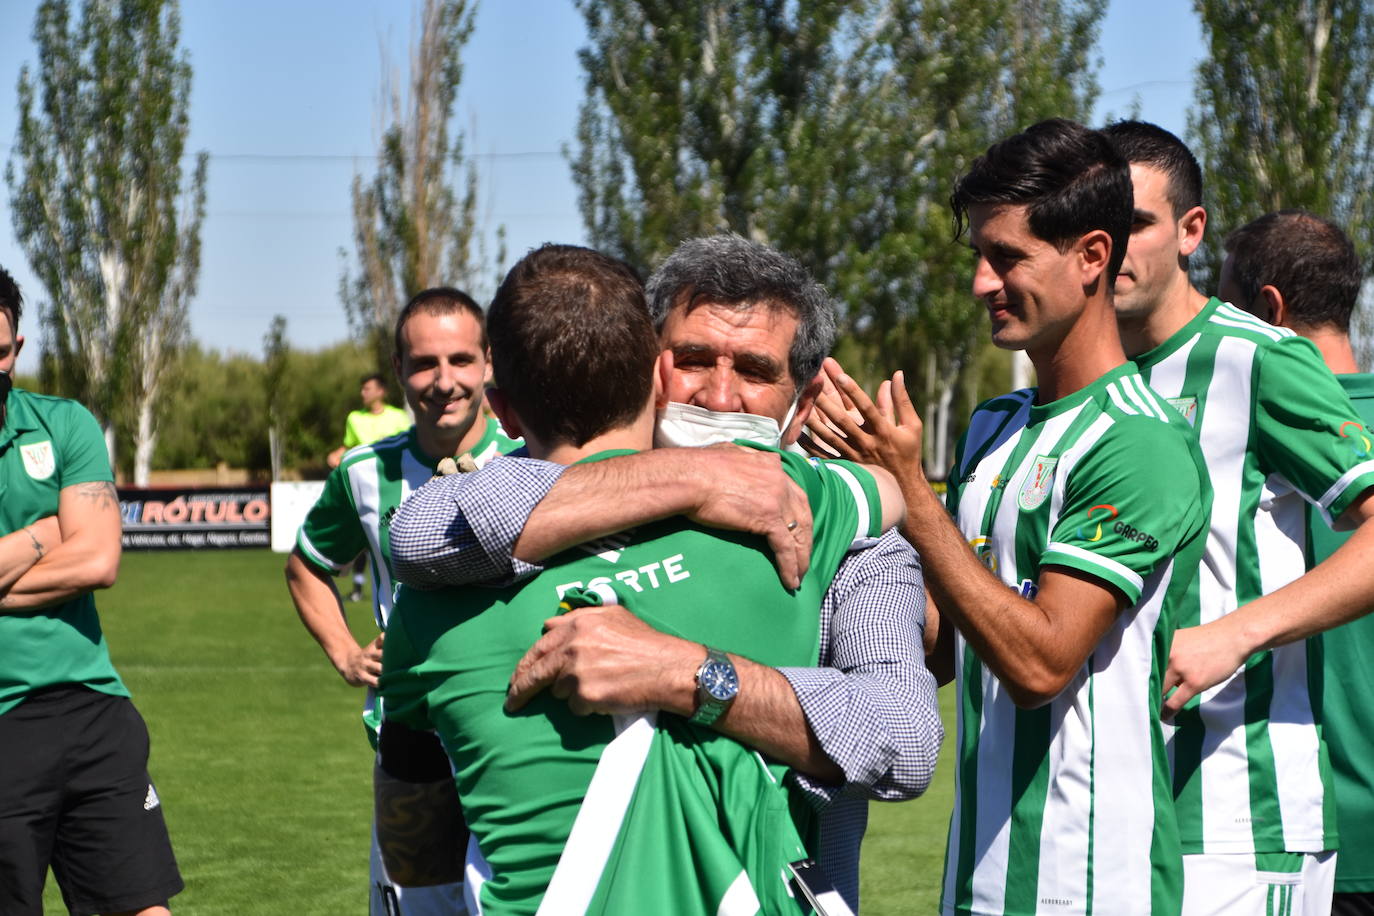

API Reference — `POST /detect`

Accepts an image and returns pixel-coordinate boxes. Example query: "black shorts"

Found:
[0,686,183,916]
[1333,891,1374,916]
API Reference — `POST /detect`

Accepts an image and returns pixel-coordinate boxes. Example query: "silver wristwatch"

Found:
[690,647,739,726]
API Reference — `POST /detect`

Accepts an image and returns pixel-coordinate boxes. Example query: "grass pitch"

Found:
[43,549,954,914]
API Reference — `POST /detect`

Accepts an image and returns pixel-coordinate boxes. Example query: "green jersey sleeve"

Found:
[1043,419,1207,604]
[377,597,431,732]
[774,451,883,581]
[56,400,114,487]
[296,466,367,573]
[1254,336,1374,526]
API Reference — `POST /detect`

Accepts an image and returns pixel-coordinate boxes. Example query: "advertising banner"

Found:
[118,487,271,550]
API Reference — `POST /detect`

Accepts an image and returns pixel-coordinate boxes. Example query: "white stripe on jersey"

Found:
[1088,557,1171,908]
[1316,459,1374,524]
[822,461,871,548]
[1044,541,1144,594]
[297,528,345,573]
[538,714,657,915]
[716,871,762,916]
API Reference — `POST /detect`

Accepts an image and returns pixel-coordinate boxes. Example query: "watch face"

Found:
[701,661,739,701]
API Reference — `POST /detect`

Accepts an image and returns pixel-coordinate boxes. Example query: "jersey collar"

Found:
[1131,296,1223,370]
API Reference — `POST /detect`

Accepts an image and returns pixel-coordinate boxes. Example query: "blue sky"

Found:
[0,0,1202,375]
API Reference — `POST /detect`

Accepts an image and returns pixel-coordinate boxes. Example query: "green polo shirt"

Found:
[0,387,126,716]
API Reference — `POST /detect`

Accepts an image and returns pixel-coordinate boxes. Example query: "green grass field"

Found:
[43,549,955,914]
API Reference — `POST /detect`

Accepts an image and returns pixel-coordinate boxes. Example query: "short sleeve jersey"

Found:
[1309,373,1374,891]
[940,364,1210,916]
[0,388,126,715]
[380,448,885,916]
[296,416,520,742]
[342,404,412,449]
[1134,298,1374,855]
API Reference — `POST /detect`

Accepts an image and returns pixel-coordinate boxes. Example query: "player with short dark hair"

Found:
[1104,120,1374,915]
[0,265,183,915]
[808,118,1212,914]
[286,285,519,915]
[1220,211,1374,915]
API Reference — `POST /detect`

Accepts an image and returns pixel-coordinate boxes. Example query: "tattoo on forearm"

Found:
[24,526,44,560]
[73,481,119,510]
[374,766,468,887]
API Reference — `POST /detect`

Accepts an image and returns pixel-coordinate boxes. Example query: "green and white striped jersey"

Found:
[381,447,886,916]
[1134,298,1374,856]
[941,363,1211,916]
[296,416,520,743]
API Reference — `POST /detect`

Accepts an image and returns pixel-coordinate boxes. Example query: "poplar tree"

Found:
[1190,0,1374,284]
[572,0,1104,472]
[7,0,207,483]
[340,0,493,376]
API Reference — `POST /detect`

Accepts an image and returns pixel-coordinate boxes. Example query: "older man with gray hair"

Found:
[390,235,941,911]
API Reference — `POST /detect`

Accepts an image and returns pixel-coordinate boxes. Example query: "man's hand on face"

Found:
[801,358,926,488]
[504,604,701,718]
[686,444,812,589]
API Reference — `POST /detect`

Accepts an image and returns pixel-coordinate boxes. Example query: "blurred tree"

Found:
[1190,0,1374,286]
[263,315,289,481]
[339,0,501,377]
[7,0,208,485]
[571,0,1104,473]
[152,340,373,477]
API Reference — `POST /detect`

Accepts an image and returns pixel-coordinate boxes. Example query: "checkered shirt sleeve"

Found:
[781,528,941,807]
[389,456,567,589]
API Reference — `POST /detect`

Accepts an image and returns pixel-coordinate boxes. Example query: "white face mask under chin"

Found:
[654,399,799,449]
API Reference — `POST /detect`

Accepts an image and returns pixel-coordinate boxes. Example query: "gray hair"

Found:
[645,235,836,387]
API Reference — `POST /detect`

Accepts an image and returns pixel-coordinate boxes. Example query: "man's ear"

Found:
[1178,205,1207,258]
[783,373,824,446]
[482,348,493,385]
[1259,285,1288,328]
[1078,229,1112,288]
[391,350,403,385]
[485,388,521,440]
[655,349,674,409]
[12,334,23,362]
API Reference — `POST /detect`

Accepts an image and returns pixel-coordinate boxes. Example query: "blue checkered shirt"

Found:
[390,455,943,911]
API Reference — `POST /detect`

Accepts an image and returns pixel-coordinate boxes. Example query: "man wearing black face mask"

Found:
[0,266,183,915]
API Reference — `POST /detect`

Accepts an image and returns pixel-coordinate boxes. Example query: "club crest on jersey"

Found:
[19,441,55,480]
[1017,455,1057,511]
[1166,396,1198,426]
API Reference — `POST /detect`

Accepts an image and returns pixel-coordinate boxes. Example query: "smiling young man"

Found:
[285,286,519,915]
[806,119,1212,915]
[1102,121,1374,916]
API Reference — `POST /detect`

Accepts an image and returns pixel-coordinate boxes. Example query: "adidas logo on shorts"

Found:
[144,784,161,811]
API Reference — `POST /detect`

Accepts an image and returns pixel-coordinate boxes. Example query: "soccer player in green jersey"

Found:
[381,243,904,915]
[806,119,1213,915]
[1101,121,1374,915]
[1218,210,1374,916]
[286,287,520,915]
[1099,123,1374,916]
[0,266,183,914]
